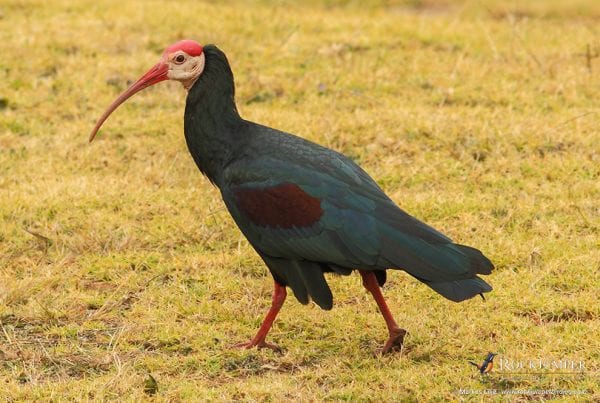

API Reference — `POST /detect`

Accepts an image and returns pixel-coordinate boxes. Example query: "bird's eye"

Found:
[174,54,186,64]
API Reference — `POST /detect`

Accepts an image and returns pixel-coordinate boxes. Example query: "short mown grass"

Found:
[0,0,598,400]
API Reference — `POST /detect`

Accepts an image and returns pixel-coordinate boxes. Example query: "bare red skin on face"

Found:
[234,184,324,229]
[164,40,203,57]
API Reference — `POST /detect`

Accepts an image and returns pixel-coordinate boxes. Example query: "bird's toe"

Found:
[381,327,407,355]
[231,340,283,354]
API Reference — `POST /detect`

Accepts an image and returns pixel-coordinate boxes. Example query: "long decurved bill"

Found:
[89,61,168,142]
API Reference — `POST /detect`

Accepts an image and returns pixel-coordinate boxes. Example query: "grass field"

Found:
[1,0,599,400]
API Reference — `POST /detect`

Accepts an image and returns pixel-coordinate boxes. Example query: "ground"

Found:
[0,0,599,400]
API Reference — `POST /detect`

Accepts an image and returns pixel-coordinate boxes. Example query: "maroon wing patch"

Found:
[234,183,324,229]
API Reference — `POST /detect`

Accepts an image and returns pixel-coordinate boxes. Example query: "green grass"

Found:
[1,0,599,400]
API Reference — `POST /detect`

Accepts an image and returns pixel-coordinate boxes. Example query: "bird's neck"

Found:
[183,45,245,185]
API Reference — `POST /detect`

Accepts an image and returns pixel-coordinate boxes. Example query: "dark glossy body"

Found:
[184,45,493,310]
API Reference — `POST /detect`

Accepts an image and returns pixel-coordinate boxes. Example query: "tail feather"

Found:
[377,223,494,302]
[451,244,494,275]
[424,277,492,302]
[379,226,476,281]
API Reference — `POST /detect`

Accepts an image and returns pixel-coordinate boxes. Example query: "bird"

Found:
[469,352,497,374]
[89,39,494,354]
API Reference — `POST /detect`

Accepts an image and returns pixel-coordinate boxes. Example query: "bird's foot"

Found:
[381,327,407,355]
[231,339,283,353]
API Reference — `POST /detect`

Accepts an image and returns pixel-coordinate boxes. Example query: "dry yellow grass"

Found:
[0,0,599,400]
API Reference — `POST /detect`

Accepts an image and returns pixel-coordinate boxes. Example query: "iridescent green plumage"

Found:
[184,45,493,310]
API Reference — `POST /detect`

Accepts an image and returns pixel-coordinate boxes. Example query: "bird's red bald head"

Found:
[162,40,206,90]
[163,39,203,58]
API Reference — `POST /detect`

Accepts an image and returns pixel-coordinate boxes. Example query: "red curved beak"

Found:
[89,60,169,142]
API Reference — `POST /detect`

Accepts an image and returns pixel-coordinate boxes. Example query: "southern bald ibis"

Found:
[90,40,494,354]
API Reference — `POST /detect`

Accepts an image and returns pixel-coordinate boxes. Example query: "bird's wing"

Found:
[220,137,494,304]
[220,150,486,277]
[217,129,492,305]
[222,155,376,267]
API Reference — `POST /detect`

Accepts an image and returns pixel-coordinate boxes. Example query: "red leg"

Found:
[233,281,287,352]
[359,270,407,354]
